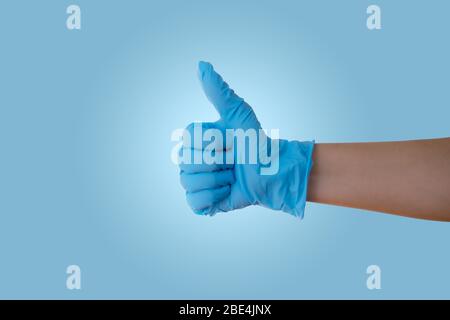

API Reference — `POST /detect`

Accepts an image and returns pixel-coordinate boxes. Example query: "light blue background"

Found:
[0,0,449,299]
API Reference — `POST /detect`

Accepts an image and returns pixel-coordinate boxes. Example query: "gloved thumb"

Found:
[198,61,261,130]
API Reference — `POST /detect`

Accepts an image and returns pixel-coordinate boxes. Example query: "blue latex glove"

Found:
[178,61,314,218]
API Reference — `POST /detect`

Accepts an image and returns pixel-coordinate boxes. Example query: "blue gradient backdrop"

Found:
[0,0,449,298]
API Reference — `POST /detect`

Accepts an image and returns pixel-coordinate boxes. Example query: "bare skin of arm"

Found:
[306,138,450,221]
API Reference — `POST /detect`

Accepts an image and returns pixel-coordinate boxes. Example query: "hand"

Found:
[178,61,314,217]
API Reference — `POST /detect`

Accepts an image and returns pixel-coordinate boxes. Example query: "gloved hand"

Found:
[178,61,314,218]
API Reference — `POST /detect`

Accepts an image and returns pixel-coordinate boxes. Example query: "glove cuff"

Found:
[280,139,315,219]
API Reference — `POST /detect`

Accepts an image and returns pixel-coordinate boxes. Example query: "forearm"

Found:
[306,138,450,221]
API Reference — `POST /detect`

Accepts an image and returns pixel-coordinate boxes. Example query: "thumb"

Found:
[198,61,261,129]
